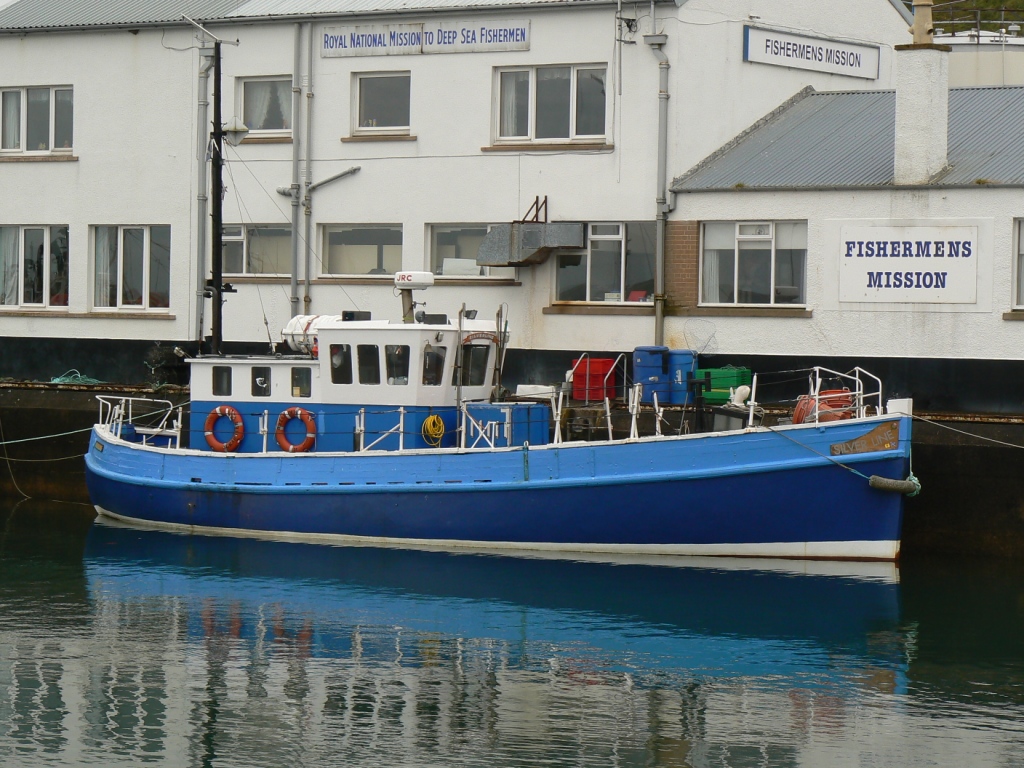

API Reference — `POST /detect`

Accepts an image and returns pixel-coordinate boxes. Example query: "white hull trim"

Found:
[94,506,901,562]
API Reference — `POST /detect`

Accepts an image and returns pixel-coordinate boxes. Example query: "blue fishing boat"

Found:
[84,273,917,561]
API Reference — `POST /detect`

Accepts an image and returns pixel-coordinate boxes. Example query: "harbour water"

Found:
[1,499,1022,767]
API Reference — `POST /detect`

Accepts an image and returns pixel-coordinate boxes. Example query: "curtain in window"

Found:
[1,92,19,150]
[701,223,734,303]
[499,72,528,138]
[243,81,275,131]
[273,81,290,129]
[94,226,117,307]
[0,227,18,305]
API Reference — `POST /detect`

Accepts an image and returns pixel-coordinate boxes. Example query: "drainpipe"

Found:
[645,32,670,347]
[303,22,315,314]
[195,45,215,342]
[288,23,302,317]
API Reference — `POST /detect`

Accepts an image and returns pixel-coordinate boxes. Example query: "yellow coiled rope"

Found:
[422,414,445,447]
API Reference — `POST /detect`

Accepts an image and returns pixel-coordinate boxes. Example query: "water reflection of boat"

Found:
[85,520,906,685]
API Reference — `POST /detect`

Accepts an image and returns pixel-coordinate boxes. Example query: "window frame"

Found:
[92,224,171,311]
[493,64,607,144]
[352,72,411,137]
[698,220,808,308]
[223,224,292,276]
[0,86,73,155]
[1016,220,1024,308]
[322,224,403,277]
[0,225,70,309]
[554,222,655,304]
[237,76,292,137]
[429,224,516,279]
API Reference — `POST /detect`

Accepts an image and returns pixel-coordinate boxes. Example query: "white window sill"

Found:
[483,141,612,152]
[342,134,416,143]
[0,154,78,163]
[240,134,292,145]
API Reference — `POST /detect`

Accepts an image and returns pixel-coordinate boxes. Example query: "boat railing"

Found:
[355,407,408,452]
[805,366,883,421]
[569,352,629,404]
[96,395,182,448]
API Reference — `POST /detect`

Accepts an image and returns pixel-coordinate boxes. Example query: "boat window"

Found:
[291,367,312,398]
[251,366,271,397]
[453,344,490,387]
[385,345,410,385]
[357,344,380,385]
[212,366,232,396]
[422,346,447,386]
[329,344,353,384]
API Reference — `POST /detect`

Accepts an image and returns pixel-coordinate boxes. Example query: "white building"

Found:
[0,0,913,385]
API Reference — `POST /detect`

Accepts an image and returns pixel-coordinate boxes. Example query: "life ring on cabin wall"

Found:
[205,405,245,452]
[276,407,317,452]
[792,389,854,425]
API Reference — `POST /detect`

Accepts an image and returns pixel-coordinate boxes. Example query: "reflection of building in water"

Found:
[0,590,926,766]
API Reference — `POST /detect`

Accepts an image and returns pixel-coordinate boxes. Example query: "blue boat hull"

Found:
[84,415,911,560]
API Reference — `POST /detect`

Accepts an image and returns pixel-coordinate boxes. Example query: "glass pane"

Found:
[385,345,410,385]
[243,80,290,131]
[49,226,69,306]
[535,67,570,139]
[94,226,118,308]
[357,345,380,385]
[454,345,489,386]
[774,246,806,304]
[291,367,312,398]
[26,88,49,151]
[121,228,144,306]
[556,252,587,301]
[54,89,72,149]
[251,366,271,397]
[247,226,290,274]
[774,221,807,250]
[739,223,772,237]
[575,68,606,136]
[212,366,232,396]
[0,227,17,305]
[329,344,353,384]
[431,225,487,275]
[223,241,244,274]
[422,346,446,386]
[149,225,170,308]
[737,240,772,304]
[324,226,402,275]
[590,239,622,301]
[358,75,410,128]
[702,249,735,304]
[498,71,529,138]
[590,224,620,237]
[1,92,20,150]
[624,222,655,302]
[22,228,44,304]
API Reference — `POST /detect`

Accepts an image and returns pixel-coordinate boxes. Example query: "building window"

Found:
[353,73,410,136]
[1,86,73,153]
[223,225,291,275]
[496,65,606,142]
[323,225,402,276]
[93,225,170,309]
[1017,222,1024,307]
[700,222,807,306]
[556,222,654,303]
[430,225,515,278]
[240,78,291,134]
[0,225,69,307]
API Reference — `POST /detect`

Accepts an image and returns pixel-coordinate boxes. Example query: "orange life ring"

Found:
[276,407,316,452]
[205,405,245,452]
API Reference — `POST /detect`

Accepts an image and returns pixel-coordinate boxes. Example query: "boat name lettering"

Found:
[830,421,899,456]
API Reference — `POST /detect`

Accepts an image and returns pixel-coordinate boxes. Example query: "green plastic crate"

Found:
[695,367,752,392]
[702,389,734,404]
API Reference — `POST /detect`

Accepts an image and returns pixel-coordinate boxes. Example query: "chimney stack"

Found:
[894,0,951,184]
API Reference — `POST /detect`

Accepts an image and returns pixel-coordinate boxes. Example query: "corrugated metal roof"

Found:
[0,0,604,30]
[673,86,1024,191]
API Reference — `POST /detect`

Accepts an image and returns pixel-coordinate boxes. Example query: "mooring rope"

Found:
[0,410,30,499]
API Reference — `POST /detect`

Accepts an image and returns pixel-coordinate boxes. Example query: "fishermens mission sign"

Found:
[839,225,979,303]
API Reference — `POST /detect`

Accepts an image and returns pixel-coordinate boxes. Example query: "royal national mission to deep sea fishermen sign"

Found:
[322,20,530,57]
[839,225,978,303]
